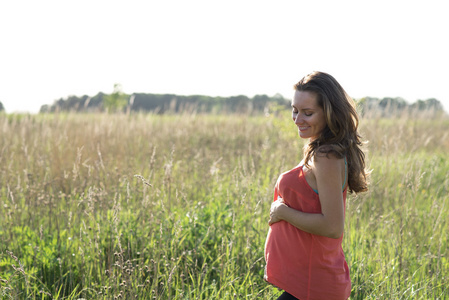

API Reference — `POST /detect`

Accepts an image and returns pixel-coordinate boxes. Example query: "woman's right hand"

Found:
[269,197,287,225]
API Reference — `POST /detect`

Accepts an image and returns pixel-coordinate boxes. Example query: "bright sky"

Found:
[1,0,448,113]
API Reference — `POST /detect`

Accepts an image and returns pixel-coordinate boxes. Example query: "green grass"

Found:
[0,112,447,299]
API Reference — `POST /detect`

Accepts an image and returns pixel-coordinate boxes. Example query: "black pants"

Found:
[276,291,298,300]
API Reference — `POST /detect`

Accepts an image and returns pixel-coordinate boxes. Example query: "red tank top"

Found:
[264,165,351,300]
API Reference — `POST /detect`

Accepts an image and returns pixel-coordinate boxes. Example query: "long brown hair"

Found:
[294,71,369,193]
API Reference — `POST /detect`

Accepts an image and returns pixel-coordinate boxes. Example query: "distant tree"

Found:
[131,93,176,113]
[40,104,50,113]
[410,98,444,111]
[0,101,4,112]
[225,95,251,113]
[104,83,128,113]
[355,97,380,115]
[378,97,407,110]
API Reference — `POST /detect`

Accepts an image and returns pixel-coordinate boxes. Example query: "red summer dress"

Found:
[264,164,351,300]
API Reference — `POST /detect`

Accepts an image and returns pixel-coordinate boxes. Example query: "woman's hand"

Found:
[269,197,287,225]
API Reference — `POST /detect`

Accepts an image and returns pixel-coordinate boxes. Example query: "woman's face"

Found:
[291,90,327,141]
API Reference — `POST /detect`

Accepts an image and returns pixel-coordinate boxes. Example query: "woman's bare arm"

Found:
[268,154,345,239]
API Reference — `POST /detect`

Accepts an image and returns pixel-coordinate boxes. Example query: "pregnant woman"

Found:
[264,71,369,300]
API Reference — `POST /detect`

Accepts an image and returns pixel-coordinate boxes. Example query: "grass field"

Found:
[0,111,448,299]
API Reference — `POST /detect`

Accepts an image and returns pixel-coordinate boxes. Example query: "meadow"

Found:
[0,110,448,299]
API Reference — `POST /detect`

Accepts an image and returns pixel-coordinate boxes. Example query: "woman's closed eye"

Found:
[292,107,313,116]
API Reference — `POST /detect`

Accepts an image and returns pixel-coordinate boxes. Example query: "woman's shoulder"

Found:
[315,144,345,160]
[313,145,346,174]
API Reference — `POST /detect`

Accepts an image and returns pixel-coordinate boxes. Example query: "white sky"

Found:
[1,0,448,113]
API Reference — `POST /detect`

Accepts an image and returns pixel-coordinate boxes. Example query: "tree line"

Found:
[357,96,445,117]
[38,91,446,117]
[39,91,290,114]
[0,90,443,116]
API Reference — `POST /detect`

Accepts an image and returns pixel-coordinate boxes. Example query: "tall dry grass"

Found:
[0,111,448,299]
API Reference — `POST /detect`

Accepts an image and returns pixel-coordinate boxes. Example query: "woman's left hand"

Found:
[269,197,287,225]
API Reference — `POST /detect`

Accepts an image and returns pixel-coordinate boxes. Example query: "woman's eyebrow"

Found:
[291,104,315,111]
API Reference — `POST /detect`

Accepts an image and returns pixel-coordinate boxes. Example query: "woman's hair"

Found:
[294,71,369,193]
